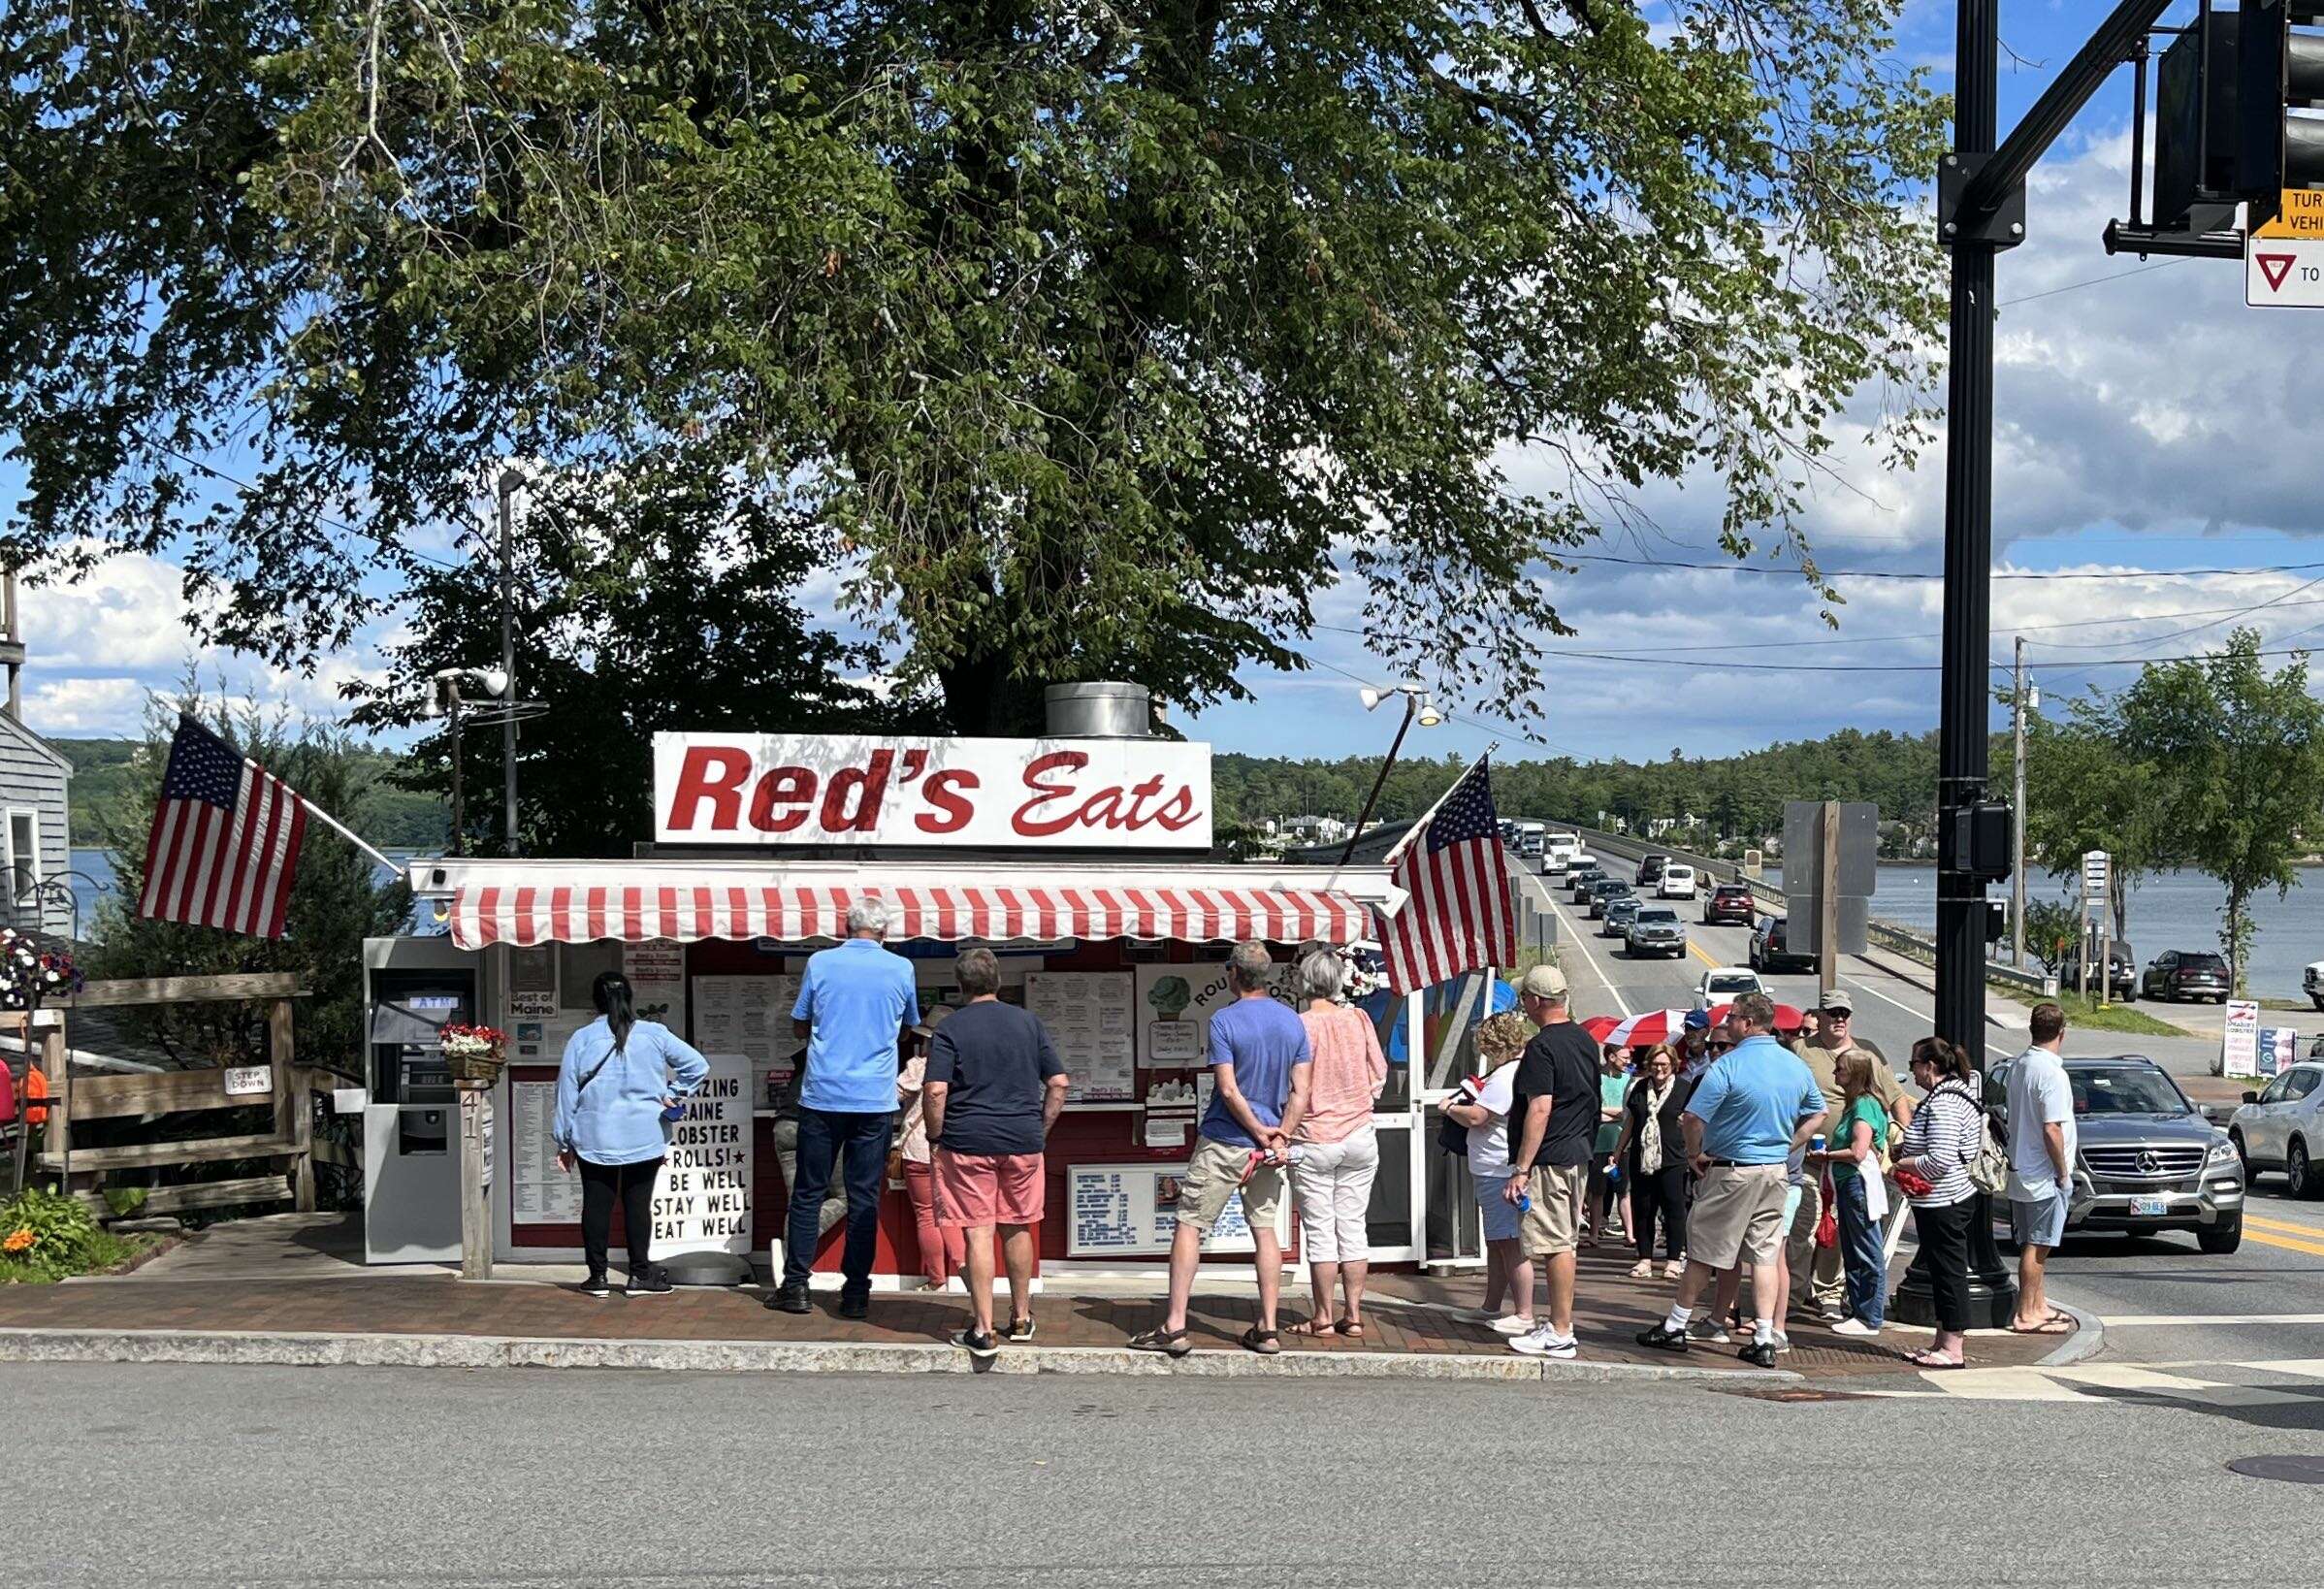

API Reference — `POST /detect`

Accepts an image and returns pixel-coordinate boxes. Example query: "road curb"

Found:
[2039,1301,2106,1369]
[0,1325,1785,1384]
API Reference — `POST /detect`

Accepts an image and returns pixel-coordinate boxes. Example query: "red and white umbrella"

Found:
[1597,1008,1694,1048]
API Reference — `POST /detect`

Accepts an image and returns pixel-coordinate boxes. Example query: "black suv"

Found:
[1749,914,1815,974]
[1635,853,1670,888]
[1701,883,1755,926]
[1586,879,1634,919]
[2142,951,2231,1004]
[1565,865,1605,901]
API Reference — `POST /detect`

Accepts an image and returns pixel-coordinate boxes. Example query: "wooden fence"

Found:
[27,972,319,1216]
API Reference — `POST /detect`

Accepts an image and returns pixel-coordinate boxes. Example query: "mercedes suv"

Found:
[1987,1054,2244,1253]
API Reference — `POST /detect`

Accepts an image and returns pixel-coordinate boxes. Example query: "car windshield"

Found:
[1637,909,1677,923]
[1707,974,1756,994]
[2070,1068,2192,1116]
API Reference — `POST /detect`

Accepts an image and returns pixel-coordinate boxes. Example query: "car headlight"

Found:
[2207,1137,2241,1167]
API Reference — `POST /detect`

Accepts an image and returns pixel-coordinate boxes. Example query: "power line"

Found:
[149,440,468,573]
[1996,257,2189,308]
[1558,549,2324,582]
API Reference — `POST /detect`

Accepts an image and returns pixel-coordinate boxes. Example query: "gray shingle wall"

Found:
[0,715,72,939]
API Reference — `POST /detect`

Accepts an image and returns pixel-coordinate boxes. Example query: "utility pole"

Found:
[2011,636,2028,967]
[448,691,467,859]
[496,468,522,858]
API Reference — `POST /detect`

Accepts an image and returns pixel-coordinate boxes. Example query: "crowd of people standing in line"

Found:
[553,895,2071,1369]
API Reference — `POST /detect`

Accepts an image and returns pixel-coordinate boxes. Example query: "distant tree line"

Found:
[55,736,447,850]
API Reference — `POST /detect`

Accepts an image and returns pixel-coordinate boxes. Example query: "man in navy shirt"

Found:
[924,947,1069,1358]
[1130,941,1311,1357]
[768,895,919,1319]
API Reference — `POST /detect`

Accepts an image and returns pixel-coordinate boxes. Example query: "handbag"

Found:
[1961,1086,2011,1197]
[1813,1174,1839,1249]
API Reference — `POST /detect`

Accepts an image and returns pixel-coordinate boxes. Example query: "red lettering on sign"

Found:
[1012,752,1090,836]
[916,768,980,833]
[749,766,819,832]
[820,750,894,832]
[664,746,753,831]
[1149,784,1203,831]
[1012,753,1203,837]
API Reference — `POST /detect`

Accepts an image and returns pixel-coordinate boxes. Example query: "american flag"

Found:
[136,716,308,939]
[1376,760,1516,994]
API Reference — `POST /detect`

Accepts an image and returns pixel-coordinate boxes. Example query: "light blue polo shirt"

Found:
[1682,1035,1826,1166]
[791,938,920,1114]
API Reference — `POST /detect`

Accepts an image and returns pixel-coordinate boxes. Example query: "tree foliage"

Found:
[1,0,1947,730]
[345,453,936,857]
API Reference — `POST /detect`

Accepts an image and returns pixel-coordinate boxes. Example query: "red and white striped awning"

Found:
[438,864,1377,950]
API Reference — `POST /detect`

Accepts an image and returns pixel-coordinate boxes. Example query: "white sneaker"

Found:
[1689,1319,1731,1344]
[1829,1317,1882,1337]
[1490,1313,1538,1335]
[1771,1331,1791,1354]
[1509,1325,1579,1359]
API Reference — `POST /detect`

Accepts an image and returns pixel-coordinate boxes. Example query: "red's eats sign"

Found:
[652,733,1214,849]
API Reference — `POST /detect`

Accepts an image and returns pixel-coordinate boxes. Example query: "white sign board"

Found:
[653,731,1212,849]
[624,940,688,1033]
[650,1052,754,1260]
[510,1079,581,1224]
[1066,1160,1263,1256]
[693,975,803,1107]
[2082,850,2111,898]
[222,1065,273,1098]
[2223,998,2263,1079]
[1133,959,1298,1071]
[1023,972,1136,1102]
[2247,236,2324,308]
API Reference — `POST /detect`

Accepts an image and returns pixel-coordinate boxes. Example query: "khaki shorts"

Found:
[1520,1162,1589,1258]
[1687,1164,1791,1270]
[1176,1135,1286,1237]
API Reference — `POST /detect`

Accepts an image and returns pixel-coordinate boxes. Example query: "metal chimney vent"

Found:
[1044,682,1151,738]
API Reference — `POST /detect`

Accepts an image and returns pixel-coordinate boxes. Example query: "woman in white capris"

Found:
[1290,950,1389,1338]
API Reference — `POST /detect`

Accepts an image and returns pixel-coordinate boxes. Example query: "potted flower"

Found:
[438,1023,508,1085]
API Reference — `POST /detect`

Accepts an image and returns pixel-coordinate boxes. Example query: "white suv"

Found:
[1659,863,1697,899]
[2229,1062,2324,1196]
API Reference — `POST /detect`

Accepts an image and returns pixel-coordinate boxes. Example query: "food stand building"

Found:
[365,698,1490,1281]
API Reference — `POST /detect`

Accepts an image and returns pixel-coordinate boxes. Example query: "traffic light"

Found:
[2155,11,2245,232]
[2239,0,2324,228]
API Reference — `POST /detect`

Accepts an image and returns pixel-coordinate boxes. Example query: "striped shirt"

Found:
[1898,1077,1982,1207]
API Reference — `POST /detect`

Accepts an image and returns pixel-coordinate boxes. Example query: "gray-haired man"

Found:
[767,895,920,1318]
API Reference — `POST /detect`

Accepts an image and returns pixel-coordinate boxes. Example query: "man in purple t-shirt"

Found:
[1129,940,1311,1358]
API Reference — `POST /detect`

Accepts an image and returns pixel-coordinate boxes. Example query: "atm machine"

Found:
[362,936,483,1263]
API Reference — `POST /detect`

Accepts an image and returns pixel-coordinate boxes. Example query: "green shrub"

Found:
[0,1185,142,1283]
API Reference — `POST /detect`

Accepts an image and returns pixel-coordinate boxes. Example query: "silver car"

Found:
[1624,905,1688,959]
[1990,1055,2245,1253]
[2229,1061,2324,1196]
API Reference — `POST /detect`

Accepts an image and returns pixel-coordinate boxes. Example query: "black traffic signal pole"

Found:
[1907,0,2173,1330]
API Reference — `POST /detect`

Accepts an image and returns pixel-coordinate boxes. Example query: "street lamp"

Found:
[1340,681,1441,864]
[426,666,510,858]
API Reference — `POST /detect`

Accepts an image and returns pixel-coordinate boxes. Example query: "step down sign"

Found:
[2248,193,2324,308]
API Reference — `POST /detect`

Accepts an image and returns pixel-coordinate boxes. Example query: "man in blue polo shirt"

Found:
[1636,992,1825,1368]
[767,895,919,1319]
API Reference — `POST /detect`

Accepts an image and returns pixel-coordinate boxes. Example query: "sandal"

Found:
[1239,1325,1282,1355]
[1127,1326,1193,1359]
[1292,1316,1338,1338]
[1627,1260,1654,1279]
[1335,1317,1365,1339]
[1905,1347,1966,1370]
[2008,1312,2075,1336]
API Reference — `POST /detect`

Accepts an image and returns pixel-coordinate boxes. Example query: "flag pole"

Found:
[257,766,403,877]
[1336,742,1500,891]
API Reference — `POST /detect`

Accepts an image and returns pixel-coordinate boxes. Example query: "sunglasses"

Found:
[1822,1008,1851,1019]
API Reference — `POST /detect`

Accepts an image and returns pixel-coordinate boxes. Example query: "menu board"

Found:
[693,975,803,1105]
[506,945,560,1019]
[510,1078,581,1225]
[649,1052,754,1260]
[1024,972,1136,1102]
[625,940,688,1032]
[1067,1161,1259,1256]
[1133,959,1297,1069]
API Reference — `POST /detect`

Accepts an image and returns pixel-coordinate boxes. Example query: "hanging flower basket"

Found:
[0,929,81,1013]
[438,1023,508,1083]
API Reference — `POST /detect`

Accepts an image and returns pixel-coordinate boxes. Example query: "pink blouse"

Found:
[1296,1004,1388,1144]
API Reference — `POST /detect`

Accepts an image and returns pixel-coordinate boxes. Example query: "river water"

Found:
[64,847,2324,1002]
[1768,862,2324,1000]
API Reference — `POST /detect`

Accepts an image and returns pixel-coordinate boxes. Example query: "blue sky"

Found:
[18,3,2318,768]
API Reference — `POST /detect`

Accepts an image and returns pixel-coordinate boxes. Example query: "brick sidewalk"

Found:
[0,1247,2071,1378]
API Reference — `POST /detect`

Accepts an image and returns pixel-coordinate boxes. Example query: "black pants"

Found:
[579,1155,662,1279]
[1912,1196,1974,1333]
[1631,1162,1688,1263]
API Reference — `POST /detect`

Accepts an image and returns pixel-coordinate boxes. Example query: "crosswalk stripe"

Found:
[2047,1364,2220,1393]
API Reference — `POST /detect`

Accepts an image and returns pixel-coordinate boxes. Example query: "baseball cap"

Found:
[1821,989,1855,1016]
[1683,1007,1711,1031]
[1517,964,1569,1000]
[910,1005,953,1039]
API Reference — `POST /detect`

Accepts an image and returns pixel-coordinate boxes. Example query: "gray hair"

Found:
[954,946,1002,998]
[1227,939,1274,992]
[1298,950,1345,1002]
[846,895,891,936]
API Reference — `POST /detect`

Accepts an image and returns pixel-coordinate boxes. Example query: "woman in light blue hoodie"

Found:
[555,970,709,1297]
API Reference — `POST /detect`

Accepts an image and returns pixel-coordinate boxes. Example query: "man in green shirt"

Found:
[1586,1048,1632,1245]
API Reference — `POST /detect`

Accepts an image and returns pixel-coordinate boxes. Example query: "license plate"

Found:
[2129,1195,2171,1217]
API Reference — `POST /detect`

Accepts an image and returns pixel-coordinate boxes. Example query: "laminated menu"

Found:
[1023,972,1136,1102]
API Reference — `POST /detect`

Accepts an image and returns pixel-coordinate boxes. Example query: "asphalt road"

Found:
[5,1361,2312,1587]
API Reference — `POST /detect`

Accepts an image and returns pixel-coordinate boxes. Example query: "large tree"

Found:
[2,0,1946,730]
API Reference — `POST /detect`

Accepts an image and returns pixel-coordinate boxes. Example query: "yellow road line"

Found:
[1689,940,1723,971]
[2243,1226,2324,1257]
[2241,1212,2324,1240]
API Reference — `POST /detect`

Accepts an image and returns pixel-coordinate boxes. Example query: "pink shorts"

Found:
[933,1148,1046,1228]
